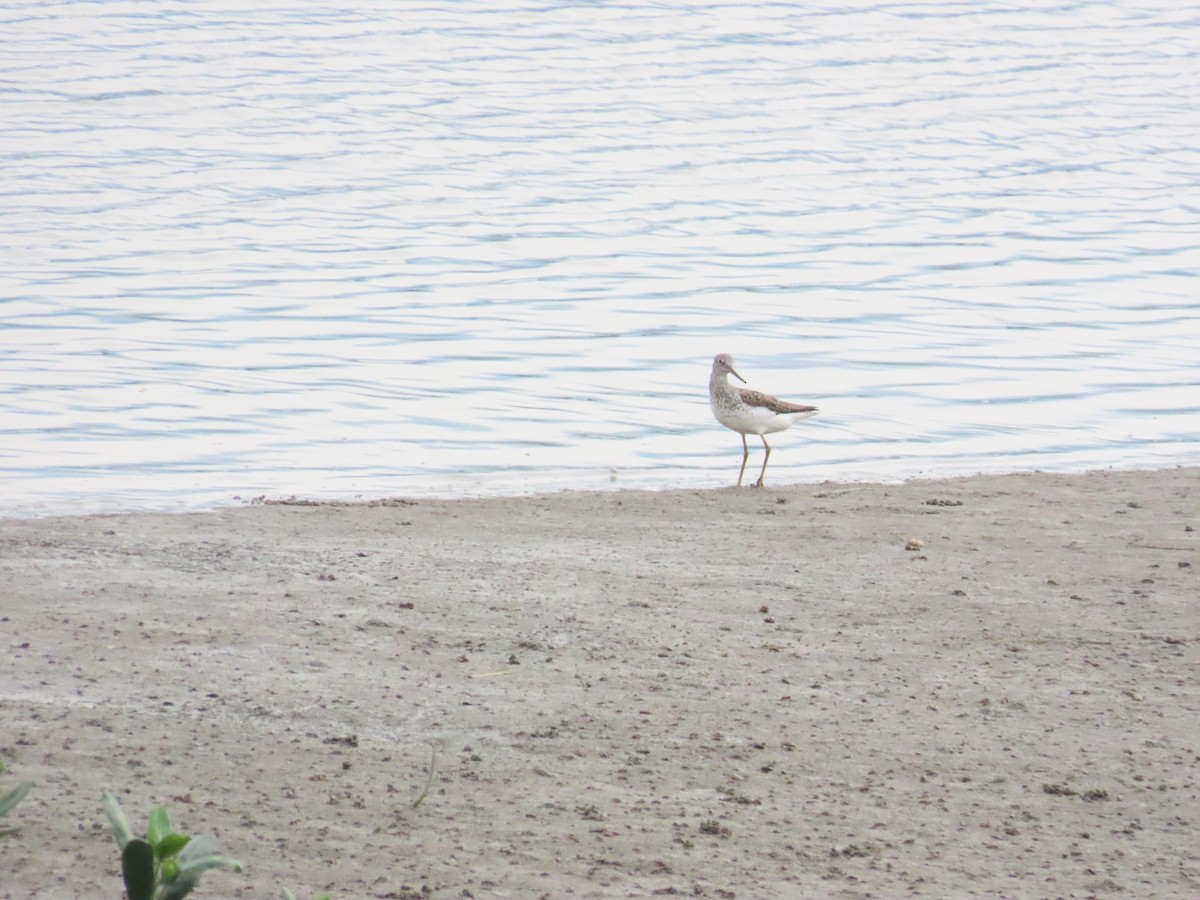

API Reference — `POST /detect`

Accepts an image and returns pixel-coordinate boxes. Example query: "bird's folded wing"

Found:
[737,388,818,415]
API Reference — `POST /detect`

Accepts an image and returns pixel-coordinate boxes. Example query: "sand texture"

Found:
[2,467,1198,899]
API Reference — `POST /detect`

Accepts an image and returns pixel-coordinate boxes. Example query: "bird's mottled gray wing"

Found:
[737,388,818,415]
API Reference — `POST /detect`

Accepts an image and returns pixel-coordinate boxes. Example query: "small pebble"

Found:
[905,537,924,551]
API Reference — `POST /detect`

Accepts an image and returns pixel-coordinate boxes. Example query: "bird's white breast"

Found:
[711,397,804,436]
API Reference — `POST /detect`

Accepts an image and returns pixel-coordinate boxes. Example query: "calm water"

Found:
[2,0,1198,516]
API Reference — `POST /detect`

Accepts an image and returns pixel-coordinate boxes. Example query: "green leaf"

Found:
[0,781,33,817]
[158,869,201,900]
[102,792,135,850]
[177,851,244,877]
[155,832,191,861]
[146,806,174,846]
[121,838,156,900]
[176,833,244,880]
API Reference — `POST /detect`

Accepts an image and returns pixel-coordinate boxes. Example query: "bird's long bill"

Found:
[730,367,746,383]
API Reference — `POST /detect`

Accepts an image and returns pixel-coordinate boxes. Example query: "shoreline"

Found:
[3,466,1197,898]
[6,458,1199,522]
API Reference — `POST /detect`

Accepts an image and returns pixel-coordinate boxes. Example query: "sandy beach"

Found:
[2,467,1197,899]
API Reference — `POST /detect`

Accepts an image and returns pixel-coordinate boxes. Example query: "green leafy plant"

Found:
[102,792,243,900]
[0,760,34,837]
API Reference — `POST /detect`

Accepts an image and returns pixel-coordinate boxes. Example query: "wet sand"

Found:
[2,467,1198,898]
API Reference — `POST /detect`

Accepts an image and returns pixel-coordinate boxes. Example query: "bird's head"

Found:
[712,353,746,383]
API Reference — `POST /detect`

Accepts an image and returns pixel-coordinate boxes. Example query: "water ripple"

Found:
[1,0,1198,515]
